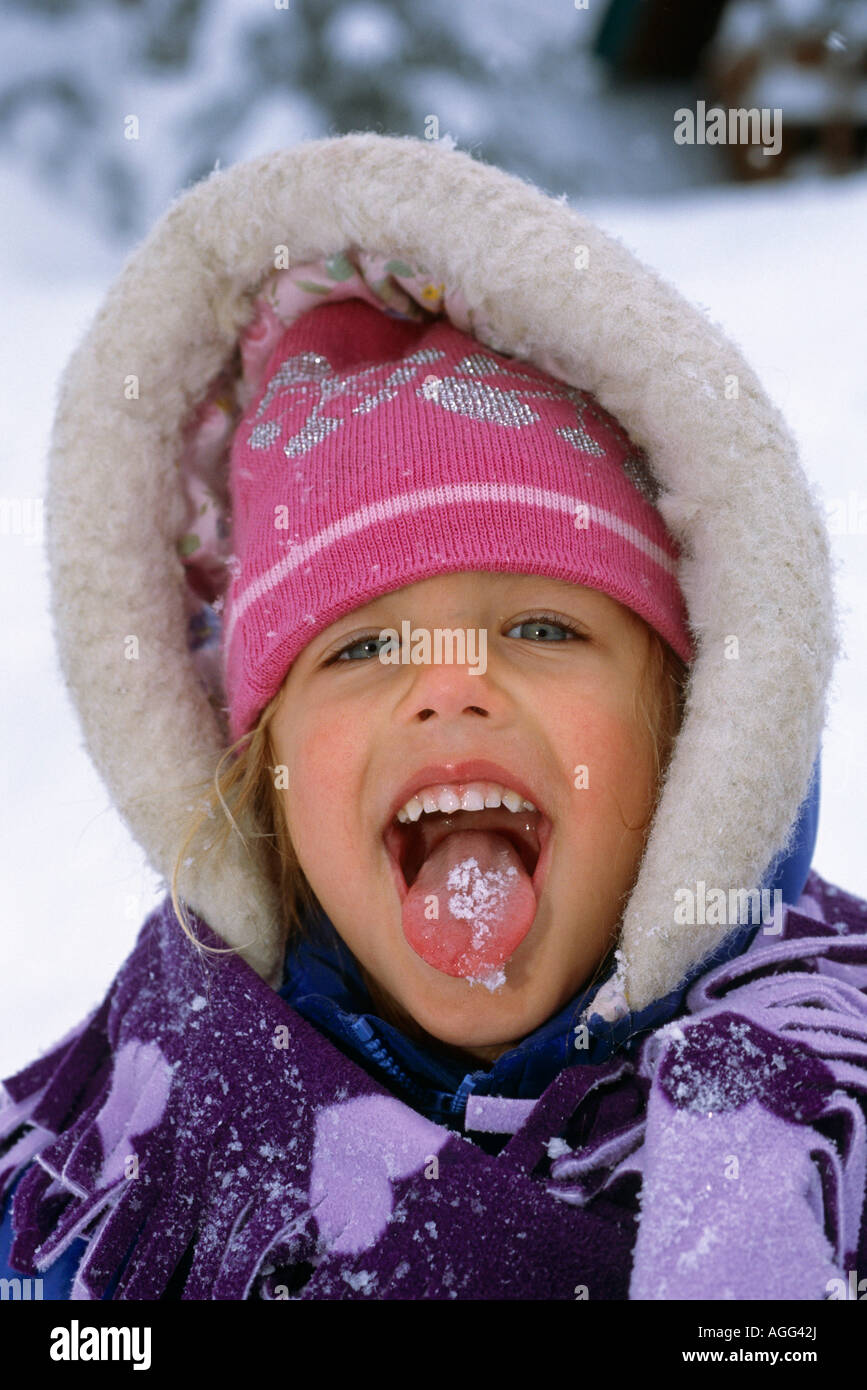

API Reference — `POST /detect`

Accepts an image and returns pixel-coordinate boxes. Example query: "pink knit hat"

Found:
[222,297,693,742]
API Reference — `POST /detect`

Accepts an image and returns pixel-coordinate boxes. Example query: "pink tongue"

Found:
[401,829,537,981]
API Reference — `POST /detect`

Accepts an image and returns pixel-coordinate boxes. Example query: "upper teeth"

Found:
[395,781,537,823]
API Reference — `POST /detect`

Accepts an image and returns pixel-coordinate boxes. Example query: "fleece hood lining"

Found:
[44,133,837,1010]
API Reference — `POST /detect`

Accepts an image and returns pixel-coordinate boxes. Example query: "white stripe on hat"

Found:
[223,482,679,657]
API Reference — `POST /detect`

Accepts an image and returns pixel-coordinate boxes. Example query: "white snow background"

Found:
[2,154,865,1076]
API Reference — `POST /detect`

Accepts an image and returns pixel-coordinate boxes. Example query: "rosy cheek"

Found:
[284,714,365,846]
[284,698,341,774]
[562,701,623,773]
[562,707,653,825]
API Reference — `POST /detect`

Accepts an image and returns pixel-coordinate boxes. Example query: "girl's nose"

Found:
[402,658,496,721]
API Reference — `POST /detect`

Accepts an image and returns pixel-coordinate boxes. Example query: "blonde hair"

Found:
[169,686,320,957]
[169,627,689,971]
[632,621,689,808]
[577,622,690,1002]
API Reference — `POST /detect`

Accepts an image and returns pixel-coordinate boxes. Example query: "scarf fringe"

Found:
[2,897,328,1298]
[545,918,867,1261]
[0,1005,110,1203]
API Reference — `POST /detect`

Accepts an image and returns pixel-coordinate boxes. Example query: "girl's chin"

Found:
[384,977,552,1055]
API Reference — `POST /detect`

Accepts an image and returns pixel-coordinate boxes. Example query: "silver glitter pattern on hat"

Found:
[247,420,282,449]
[243,336,661,505]
[255,353,331,417]
[246,346,447,455]
[554,423,607,457]
[619,450,661,505]
[420,376,541,428]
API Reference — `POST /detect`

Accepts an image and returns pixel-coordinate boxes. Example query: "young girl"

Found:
[2,132,865,1302]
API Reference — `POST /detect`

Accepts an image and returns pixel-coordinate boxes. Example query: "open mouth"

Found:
[382,804,553,902]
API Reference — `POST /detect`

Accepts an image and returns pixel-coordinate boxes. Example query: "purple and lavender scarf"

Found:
[1,870,866,1299]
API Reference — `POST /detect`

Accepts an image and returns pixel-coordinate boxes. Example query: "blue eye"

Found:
[332,635,386,662]
[505,615,584,642]
[326,613,585,665]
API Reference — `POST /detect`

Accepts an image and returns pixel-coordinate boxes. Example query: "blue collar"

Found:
[278,909,759,1126]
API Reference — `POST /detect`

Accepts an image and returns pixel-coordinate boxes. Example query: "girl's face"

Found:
[270,573,660,1061]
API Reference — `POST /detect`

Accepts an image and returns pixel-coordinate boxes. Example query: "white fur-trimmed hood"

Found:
[44,132,837,1012]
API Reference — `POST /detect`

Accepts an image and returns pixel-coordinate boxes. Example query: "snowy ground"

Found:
[2,156,865,1077]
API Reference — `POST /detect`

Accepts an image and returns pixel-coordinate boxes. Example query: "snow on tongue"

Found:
[401,829,536,988]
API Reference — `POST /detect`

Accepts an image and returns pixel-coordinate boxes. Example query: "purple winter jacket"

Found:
[1,868,865,1300]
